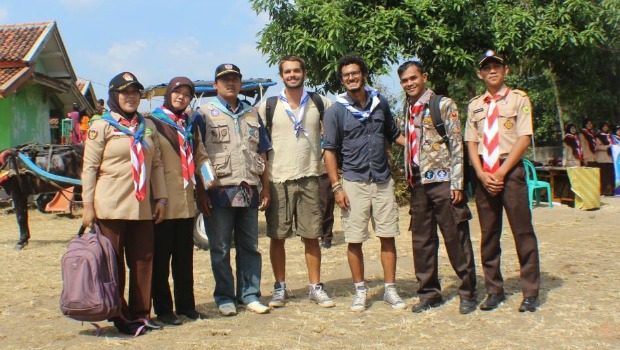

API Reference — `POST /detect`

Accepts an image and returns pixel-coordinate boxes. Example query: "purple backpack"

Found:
[60,224,121,322]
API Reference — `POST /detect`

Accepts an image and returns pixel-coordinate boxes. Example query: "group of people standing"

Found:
[563,120,619,196]
[80,49,541,336]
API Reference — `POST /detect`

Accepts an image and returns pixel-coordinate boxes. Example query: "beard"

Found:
[284,77,305,89]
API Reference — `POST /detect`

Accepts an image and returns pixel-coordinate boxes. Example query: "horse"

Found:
[0,143,83,249]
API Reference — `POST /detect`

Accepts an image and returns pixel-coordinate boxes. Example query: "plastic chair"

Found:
[522,159,552,208]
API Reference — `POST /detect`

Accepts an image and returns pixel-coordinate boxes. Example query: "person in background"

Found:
[322,55,407,312]
[562,123,583,167]
[82,71,167,335]
[258,55,334,309]
[579,118,597,167]
[147,77,210,325]
[612,125,620,145]
[197,63,271,316]
[68,103,81,144]
[319,173,335,249]
[465,50,540,313]
[595,121,614,196]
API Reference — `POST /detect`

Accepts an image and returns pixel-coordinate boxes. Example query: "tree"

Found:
[251,0,620,145]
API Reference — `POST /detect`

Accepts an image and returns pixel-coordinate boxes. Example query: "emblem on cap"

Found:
[225,64,233,70]
[485,50,496,57]
[122,73,134,81]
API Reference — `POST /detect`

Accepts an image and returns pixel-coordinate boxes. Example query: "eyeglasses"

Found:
[341,71,362,79]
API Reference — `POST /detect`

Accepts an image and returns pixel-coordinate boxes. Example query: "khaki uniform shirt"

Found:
[579,132,597,163]
[405,90,464,190]
[82,112,167,220]
[199,101,265,187]
[151,118,210,219]
[595,137,612,163]
[465,85,533,158]
[258,94,331,183]
[562,142,581,167]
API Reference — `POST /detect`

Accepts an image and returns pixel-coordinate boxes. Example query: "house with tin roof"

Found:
[0,21,96,149]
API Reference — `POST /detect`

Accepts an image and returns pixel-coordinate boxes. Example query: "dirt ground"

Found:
[0,197,618,350]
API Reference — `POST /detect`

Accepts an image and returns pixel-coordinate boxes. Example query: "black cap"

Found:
[109,72,145,92]
[478,49,505,68]
[214,63,242,80]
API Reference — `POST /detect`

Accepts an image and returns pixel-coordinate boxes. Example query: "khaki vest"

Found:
[200,101,265,187]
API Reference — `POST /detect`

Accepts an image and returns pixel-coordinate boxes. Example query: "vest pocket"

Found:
[245,119,260,144]
[211,153,232,177]
[249,153,265,175]
[209,123,231,143]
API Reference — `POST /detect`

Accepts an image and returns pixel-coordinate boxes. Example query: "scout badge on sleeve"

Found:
[199,160,217,188]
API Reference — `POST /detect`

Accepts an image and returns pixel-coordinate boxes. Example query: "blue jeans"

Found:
[205,206,262,306]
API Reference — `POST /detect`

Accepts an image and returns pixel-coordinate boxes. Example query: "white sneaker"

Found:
[244,301,270,314]
[269,285,288,308]
[308,283,335,308]
[218,303,237,316]
[384,285,407,310]
[350,286,368,312]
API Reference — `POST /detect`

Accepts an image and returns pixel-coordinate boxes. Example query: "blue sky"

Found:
[1,0,402,110]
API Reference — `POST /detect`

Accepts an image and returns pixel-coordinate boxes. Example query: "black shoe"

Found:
[158,313,182,326]
[321,240,332,249]
[178,309,208,320]
[143,319,164,330]
[114,321,148,336]
[518,296,538,312]
[411,297,444,313]
[459,299,477,314]
[479,292,506,311]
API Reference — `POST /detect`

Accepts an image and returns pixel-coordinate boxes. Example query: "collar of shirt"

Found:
[216,96,242,113]
[343,88,372,110]
[483,84,510,100]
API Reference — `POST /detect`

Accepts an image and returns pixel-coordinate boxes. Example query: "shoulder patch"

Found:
[512,89,528,97]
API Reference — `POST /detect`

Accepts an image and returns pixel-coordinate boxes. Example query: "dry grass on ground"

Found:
[0,198,619,349]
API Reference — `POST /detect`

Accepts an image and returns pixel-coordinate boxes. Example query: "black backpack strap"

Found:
[429,94,449,146]
[264,96,278,137]
[307,91,325,120]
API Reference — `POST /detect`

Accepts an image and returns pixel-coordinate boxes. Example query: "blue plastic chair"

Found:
[522,159,552,209]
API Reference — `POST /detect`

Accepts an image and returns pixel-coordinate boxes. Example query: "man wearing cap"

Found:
[147,77,210,325]
[197,64,272,315]
[258,55,335,309]
[465,50,541,312]
[398,60,477,314]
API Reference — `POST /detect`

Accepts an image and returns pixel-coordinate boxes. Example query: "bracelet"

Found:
[331,183,343,194]
[156,198,168,207]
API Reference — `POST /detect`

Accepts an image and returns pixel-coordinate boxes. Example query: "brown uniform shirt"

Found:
[151,119,210,219]
[82,112,167,220]
[465,85,533,158]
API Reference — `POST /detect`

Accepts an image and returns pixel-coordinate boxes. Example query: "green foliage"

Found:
[251,0,620,139]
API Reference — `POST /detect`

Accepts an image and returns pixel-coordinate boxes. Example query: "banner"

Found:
[612,145,620,196]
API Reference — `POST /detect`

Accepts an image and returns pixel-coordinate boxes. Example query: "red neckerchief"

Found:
[581,128,597,153]
[563,134,582,160]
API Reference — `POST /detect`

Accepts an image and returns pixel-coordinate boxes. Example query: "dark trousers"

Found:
[597,162,615,196]
[319,174,335,242]
[410,181,476,301]
[475,160,540,297]
[152,218,196,316]
[98,219,154,320]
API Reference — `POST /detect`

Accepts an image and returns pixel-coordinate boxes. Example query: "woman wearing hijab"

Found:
[579,118,597,167]
[595,121,614,196]
[82,72,167,336]
[562,123,582,167]
[147,77,210,325]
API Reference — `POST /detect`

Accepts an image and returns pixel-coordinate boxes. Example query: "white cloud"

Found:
[0,6,8,23]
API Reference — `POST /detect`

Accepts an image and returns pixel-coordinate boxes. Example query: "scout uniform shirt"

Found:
[82,112,167,220]
[148,115,210,220]
[406,90,464,190]
[465,85,533,158]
